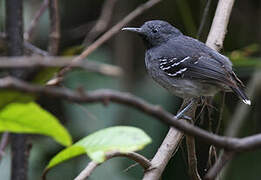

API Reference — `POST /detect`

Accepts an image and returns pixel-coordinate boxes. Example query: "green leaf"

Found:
[0,90,35,109]
[0,102,72,146]
[45,126,151,170]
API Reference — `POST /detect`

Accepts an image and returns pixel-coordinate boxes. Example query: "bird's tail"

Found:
[231,86,251,105]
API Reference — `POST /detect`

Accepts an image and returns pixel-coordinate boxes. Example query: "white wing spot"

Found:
[160,61,168,65]
[170,56,190,67]
[167,68,187,77]
[162,66,171,70]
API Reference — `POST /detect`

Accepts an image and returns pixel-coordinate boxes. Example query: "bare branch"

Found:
[74,151,151,180]
[0,33,49,56]
[143,99,198,180]
[0,132,9,161]
[197,0,212,39]
[23,41,49,56]
[186,135,201,180]
[48,0,60,55]
[143,128,184,180]
[204,151,234,180]
[206,0,235,50]
[47,0,162,85]
[1,77,261,152]
[24,0,49,41]
[0,57,123,77]
[82,0,118,45]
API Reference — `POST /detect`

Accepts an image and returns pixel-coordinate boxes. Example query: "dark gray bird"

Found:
[122,20,251,105]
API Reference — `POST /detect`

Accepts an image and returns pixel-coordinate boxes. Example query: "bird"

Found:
[122,20,251,107]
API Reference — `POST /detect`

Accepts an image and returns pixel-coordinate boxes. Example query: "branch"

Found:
[206,0,235,50]
[186,135,201,180]
[0,57,123,77]
[143,128,184,180]
[143,99,197,180]
[197,0,212,39]
[24,0,49,41]
[82,0,118,45]
[23,41,49,56]
[48,0,60,55]
[74,151,151,180]
[5,0,30,179]
[47,0,162,85]
[0,33,49,56]
[1,77,261,152]
[204,151,234,180]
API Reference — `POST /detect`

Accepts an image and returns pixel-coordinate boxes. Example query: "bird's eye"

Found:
[152,28,158,33]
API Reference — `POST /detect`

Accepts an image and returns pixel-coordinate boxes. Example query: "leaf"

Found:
[45,126,151,170]
[0,102,72,146]
[0,90,35,109]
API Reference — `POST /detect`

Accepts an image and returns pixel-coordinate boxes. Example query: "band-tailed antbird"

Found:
[122,20,251,107]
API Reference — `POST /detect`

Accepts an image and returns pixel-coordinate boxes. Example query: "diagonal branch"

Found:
[204,151,234,180]
[47,0,162,85]
[24,0,49,41]
[82,0,118,45]
[0,32,49,56]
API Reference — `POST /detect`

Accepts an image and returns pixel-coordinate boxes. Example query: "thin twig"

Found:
[215,92,225,134]
[82,0,118,45]
[0,57,123,77]
[1,77,261,152]
[48,0,60,55]
[0,33,49,56]
[186,135,201,180]
[23,41,49,56]
[47,0,162,85]
[74,151,151,180]
[197,0,212,39]
[204,151,234,180]
[24,0,49,41]
[0,132,9,161]
[185,101,201,180]
[186,131,202,180]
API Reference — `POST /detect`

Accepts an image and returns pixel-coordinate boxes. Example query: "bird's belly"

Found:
[147,67,220,98]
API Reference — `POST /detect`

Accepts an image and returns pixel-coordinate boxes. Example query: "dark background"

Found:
[0,0,261,179]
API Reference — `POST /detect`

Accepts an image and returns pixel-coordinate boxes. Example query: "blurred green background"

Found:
[1,0,261,179]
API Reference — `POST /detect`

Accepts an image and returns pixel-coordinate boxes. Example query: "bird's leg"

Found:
[175,98,197,120]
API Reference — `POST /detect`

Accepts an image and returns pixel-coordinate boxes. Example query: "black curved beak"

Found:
[122,27,142,34]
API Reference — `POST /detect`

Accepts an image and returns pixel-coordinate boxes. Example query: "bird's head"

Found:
[122,20,182,48]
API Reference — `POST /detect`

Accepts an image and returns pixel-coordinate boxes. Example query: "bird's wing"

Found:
[158,55,237,87]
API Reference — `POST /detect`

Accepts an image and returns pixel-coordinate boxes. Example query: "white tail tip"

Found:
[243,99,251,105]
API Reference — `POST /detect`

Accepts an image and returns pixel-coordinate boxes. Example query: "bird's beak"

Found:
[122,27,142,34]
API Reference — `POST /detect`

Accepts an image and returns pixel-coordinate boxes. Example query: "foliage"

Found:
[45,126,151,170]
[0,102,72,146]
